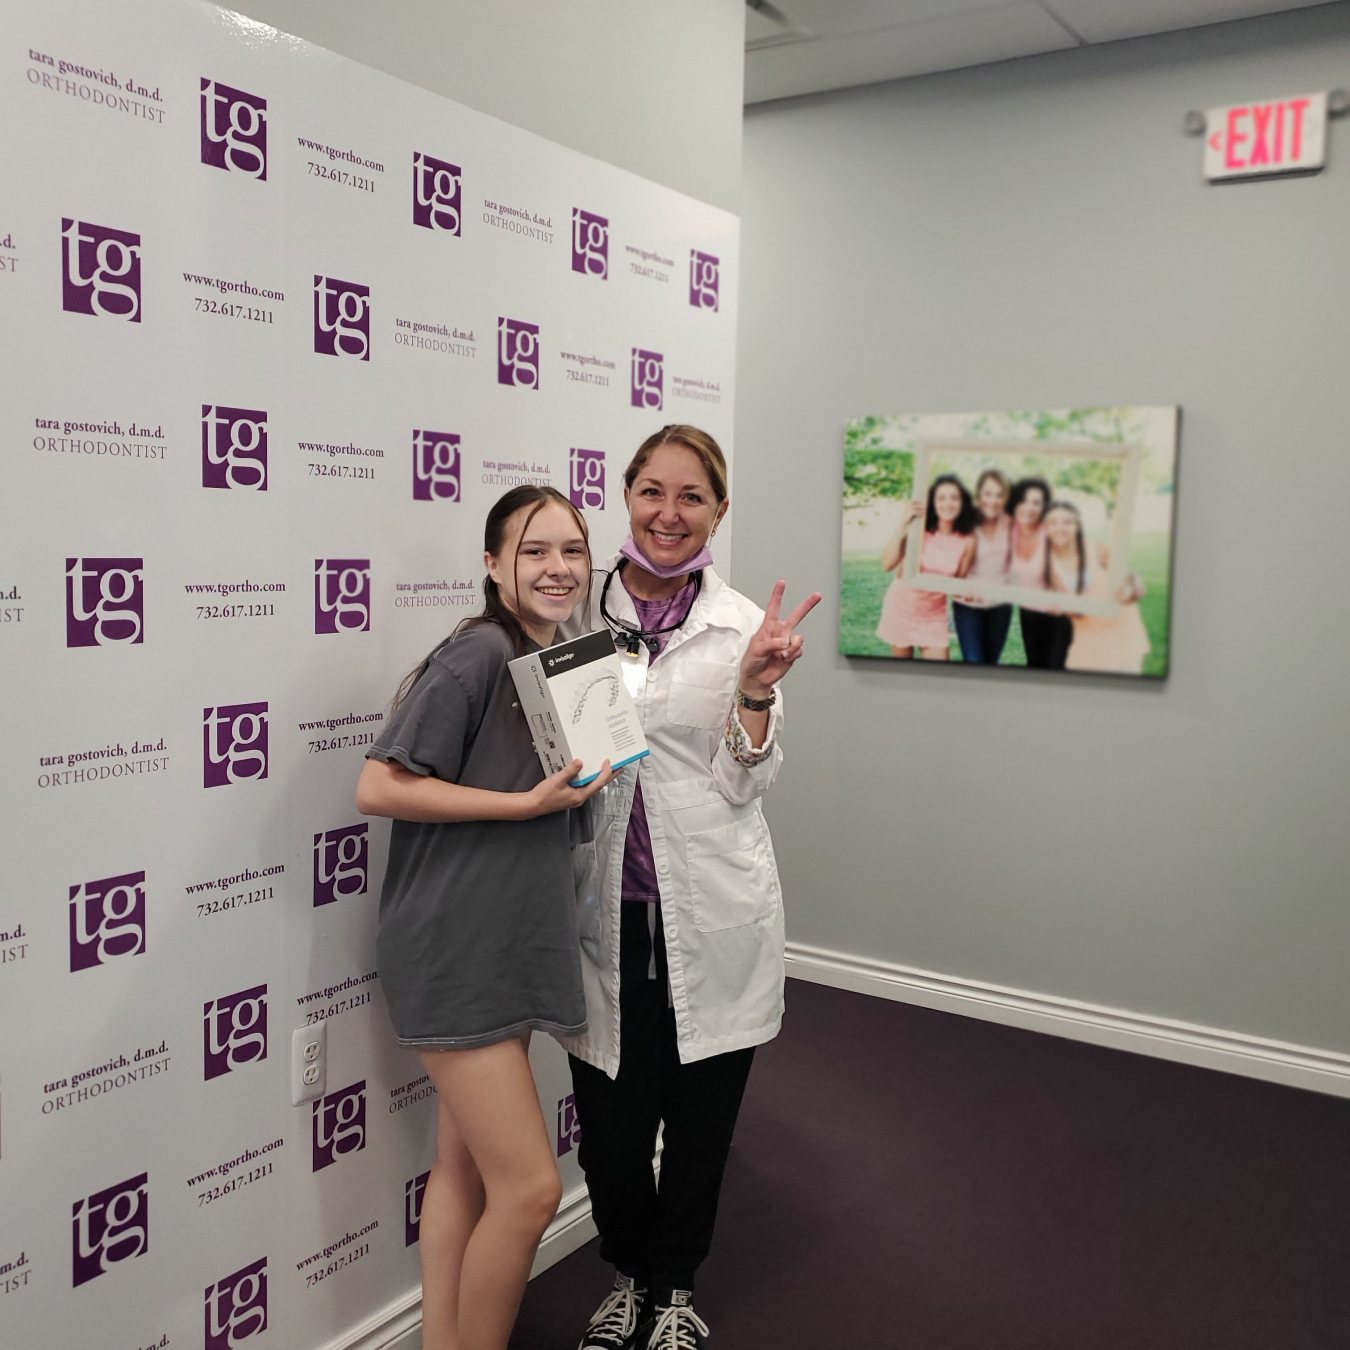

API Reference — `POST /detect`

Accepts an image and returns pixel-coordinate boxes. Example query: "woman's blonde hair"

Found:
[624,424,728,503]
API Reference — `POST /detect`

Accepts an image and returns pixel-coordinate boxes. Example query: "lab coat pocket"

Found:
[571,840,604,960]
[667,659,738,730]
[686,816,776,933]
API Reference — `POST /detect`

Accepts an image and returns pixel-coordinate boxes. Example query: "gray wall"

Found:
[221,0,746,210]
[735,5,1350,1052]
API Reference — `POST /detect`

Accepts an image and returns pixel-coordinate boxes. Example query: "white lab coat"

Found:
[561,561,786,1077]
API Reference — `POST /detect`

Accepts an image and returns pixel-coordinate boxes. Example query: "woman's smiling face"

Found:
[933,481,964,523]
[1014,486,1047,528]
[624,442,726,572]
[977,476,1008,521]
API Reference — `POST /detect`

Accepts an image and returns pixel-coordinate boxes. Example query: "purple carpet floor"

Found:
[511,976,1349,1349]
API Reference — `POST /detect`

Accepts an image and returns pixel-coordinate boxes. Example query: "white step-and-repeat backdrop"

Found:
[0,3,738,1346]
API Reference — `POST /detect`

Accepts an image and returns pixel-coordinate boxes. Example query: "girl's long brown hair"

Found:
[1043,501,1087,595]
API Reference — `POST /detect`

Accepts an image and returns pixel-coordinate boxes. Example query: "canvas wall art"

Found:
[840,407,1179,677]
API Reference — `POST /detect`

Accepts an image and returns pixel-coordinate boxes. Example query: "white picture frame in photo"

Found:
[902,439,1144,619]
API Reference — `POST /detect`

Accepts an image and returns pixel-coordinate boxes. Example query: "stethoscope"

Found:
[598,560,703,658]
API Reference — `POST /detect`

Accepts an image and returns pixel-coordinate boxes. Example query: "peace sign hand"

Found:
[738,580,822,697]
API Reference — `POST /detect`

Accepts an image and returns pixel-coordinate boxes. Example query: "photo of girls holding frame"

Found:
[355,486,619,1350]
[952,468,1014,664]
[875,473,977,660]
[565,425,820,1350]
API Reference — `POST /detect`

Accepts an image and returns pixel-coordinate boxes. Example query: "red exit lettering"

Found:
[1210,97,1313,170]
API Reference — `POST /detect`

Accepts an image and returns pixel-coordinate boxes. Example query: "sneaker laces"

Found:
[587,1281,642,1341]
[646,1303,710,1350]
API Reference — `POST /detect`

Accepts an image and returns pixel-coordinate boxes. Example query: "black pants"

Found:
[952,602,1013,665]
[568,902,754,1294]
[1019,608,1072,669]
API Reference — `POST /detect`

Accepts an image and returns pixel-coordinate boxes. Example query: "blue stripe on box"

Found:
[569,748,650,786]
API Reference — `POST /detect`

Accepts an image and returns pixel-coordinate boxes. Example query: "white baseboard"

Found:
[328,1185,597,1350]
[327,1286,421,1350]
[785,940,1350,1099]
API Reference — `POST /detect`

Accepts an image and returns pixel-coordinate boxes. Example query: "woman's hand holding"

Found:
[524,759,619,817]
[738,580,822,696]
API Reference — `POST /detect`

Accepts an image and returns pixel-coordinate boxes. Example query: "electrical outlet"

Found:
[291,1021,327,1105]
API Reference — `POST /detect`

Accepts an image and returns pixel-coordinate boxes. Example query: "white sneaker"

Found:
[639,1290,709,1350]
[578,1273,647,1350]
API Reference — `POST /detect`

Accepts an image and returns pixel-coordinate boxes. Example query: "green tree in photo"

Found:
[843,448,914,506]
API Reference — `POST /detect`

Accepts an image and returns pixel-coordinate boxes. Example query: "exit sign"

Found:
[1205,92,1327,180]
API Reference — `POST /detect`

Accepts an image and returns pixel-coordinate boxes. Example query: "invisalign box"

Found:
[508,630,650,785]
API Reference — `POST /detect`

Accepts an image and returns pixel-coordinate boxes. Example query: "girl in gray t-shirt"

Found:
[357,485,619,1350]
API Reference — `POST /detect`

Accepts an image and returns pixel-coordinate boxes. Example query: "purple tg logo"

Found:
[314,275,370,360]
[205,1256,268,1348]
[630,349,664,410]
[313,825,369,907]
[412,429,461,502]
[405,1171,430,1246]
[689,250,720,311]
[202,405,268,490]
[61,219,141,321]
[412,151,462,233]
[497,317,540,389]
[571,208,609,279]
[69,870,147,972]
[203,702,269,787]
[72,1173,148,1286]
[314,559,371,634]
[200,79,268,179]
[556,1094,582,1157]
[569,448,605,511]
[203,1258,267,1344]
[313,1081,367,1171]
[203,984,268,1080]
[66,557,144,646]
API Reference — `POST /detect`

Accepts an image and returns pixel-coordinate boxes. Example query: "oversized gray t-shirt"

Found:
[367,622,586,1047]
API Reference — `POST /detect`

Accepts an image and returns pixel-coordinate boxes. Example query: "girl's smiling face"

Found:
[487,500,590,644]
[1045,505,1079,550]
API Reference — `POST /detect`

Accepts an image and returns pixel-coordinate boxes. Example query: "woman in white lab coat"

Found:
[565,424,819,1350]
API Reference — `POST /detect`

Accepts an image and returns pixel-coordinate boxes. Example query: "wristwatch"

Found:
[735,687,776,712]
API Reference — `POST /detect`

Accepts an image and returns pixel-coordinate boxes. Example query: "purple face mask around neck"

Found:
[618,533,715,580]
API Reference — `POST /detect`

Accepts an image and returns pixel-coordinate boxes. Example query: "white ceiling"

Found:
[745,0,1341,103]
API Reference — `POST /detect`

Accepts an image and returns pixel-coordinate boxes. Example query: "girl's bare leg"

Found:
[422,1036,562,1350]
[890,645,914,658]
[920,645,951,661]
[417,1052,487,1350]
